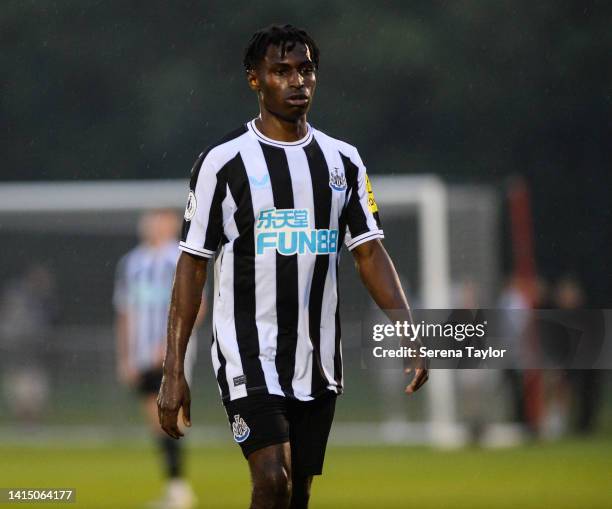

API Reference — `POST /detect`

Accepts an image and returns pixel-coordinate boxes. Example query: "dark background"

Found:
[3,0,611,304]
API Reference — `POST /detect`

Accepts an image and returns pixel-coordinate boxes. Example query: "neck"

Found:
[145,239,165,249]
[255,107,308,142]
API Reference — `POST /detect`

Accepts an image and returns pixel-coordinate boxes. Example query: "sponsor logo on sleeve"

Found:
[184,190,197,221]
[365,174,378,213]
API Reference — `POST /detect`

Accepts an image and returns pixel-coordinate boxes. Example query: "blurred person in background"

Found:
[452,278,498,444]
[533,275,573,439]
[498,273,559,437]
[0,263,58,424]
[554,275,602,434]
[114,209,205,509]
[498,274,531,429]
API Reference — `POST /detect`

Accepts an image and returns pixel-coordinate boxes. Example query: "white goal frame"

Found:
[0,176,458,446]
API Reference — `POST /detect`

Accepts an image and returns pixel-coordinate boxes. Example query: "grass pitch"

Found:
[1,438,611,508]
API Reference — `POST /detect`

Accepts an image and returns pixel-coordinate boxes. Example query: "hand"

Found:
[404,357,429,394]
[157,372,191,439]
[403,339,429,394]
[118,363,138,387]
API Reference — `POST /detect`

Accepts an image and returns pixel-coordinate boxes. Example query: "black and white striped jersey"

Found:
[180,119,383,401]
[113,241,197,375]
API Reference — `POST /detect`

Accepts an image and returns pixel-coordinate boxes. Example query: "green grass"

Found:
[1,438,611,509]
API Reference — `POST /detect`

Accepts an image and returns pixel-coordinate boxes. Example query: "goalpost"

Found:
[0,176,460,446]
[374,176,459,446]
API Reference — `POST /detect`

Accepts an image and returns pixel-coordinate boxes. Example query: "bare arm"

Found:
[351,239,429,394]
[194,292,208,328]
[157,251,208,438]
[114,310,137,385]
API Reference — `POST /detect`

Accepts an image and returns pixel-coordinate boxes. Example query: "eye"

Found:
[301,66,315,75]
[274,69,286,76]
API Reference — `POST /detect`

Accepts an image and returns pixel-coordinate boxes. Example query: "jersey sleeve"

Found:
[112,255,128,312]
[343,150,384,251]
[179,150,225,259]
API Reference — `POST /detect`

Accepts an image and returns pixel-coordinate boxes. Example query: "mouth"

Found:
[285,94,310,106]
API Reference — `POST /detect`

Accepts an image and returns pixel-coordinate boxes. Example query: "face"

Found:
[139,210,180,245]
[248,42,317,122]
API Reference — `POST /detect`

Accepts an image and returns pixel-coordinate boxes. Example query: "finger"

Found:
[163,422,183,439]
[414,371,429,392]
[157,406,163,427]
[161,410,184,439]
[162,427,179,440]
[405,369,429,394]
[156,397,164,426]
[182,398,192,427]
[411,369,429,392]
[166,418,184,439]
[412,370,429,392]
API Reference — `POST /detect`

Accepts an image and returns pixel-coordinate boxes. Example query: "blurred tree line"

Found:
[2,0,611,304]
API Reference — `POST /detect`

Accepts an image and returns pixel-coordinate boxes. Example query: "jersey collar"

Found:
[247,118,314,148]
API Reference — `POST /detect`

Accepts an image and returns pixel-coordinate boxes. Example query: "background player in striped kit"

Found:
[157,25,428,509]
[114,209,203,509]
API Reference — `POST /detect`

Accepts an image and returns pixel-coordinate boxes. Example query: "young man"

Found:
[114,209,203,509]
[157,24,428,509]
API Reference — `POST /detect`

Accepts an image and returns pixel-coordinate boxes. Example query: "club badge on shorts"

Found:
[232,414,250,443]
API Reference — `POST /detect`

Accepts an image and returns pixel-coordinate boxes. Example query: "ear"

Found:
[246,69,259,92]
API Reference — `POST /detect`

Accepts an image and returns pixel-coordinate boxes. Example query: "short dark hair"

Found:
[243,24,319,71]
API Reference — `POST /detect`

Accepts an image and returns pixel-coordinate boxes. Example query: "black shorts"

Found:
[136,367,163,395]
[223,391,337,477]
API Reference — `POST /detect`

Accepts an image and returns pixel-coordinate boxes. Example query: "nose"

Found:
[288,69,304,88]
